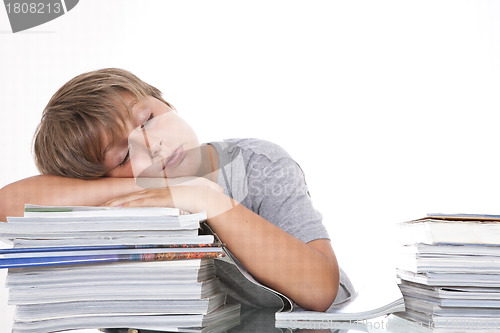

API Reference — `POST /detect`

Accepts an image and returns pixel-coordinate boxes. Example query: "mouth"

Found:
[163,146,184,169]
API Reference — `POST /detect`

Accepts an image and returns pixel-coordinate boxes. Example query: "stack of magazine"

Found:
[396,213,500,331]
[0,205,240,333]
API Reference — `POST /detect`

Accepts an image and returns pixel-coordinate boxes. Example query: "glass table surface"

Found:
[97,309,439,333]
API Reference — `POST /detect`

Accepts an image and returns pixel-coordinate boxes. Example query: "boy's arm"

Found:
[105,187,339,312]
[205,191,339,312]
[0,175,141,221]
[0,175,223,222]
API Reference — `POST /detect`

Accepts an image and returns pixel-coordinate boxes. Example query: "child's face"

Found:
[103,95,202,180]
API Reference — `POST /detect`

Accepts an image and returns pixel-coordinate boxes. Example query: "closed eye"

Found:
[142,114,154,128]
[118,114,153,168]
[118,150,130,167]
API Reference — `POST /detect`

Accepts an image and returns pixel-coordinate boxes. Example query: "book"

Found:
[275,276,405,328]
[396,214,500,330]
[402,294,500,315]
[0,205,241,333]
[396,309,500,331]
[23,204,180,216]
[399,214,500,245]
[402,242,500,257]
[199,222,295,312]
[1,206,203,241]
[12,235,216,248]
[6,259,217,287]
[15,293,228,320]
[397,268,500,287]
[0,242,223,255]
[8,277,222,304]
[11,303,241,333]
[0,247,224,269]
[2,215,204,239]
[399,280,500,307]
[388,312,500,332]
[398,245,500,273]
[200,221,406,329]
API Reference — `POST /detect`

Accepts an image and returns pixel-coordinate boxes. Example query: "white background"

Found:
[1,1,500,332]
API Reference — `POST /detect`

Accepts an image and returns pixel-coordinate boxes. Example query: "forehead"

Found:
[116,92,140,115]
[101,93,172,146]
[109,92,148,129]
[119,93,162,117]
[99,94,138,151]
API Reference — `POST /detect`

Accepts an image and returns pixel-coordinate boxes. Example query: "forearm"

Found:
[200,190,340,312]
[0,175,141,221]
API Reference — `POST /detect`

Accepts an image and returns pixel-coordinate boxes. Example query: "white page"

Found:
[276,273,404,321]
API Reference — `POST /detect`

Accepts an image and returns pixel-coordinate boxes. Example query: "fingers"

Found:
[134,176,223,193]
[116,196,165,208]
[100,185,219,214]
[102,193,136,207]
[103,189,172,208]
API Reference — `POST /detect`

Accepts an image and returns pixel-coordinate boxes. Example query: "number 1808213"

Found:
[5,2,62,14]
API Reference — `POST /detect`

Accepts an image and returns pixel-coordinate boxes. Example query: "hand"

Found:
[135,176,224,194]
[103,186,201,214]
[103,183,236,218]
[103,175,226,213]
[103,187,173,208]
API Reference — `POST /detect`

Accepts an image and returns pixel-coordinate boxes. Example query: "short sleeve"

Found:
[245,154,330,244]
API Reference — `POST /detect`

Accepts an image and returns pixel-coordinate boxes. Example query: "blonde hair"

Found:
[33,68,172,179]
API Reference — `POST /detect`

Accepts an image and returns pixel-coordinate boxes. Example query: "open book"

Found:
[202,223,406,327]
[274,276,405,329]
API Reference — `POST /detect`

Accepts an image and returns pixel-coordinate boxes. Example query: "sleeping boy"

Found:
[0,68,354,311]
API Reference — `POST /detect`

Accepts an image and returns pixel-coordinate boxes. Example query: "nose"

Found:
[148,137,167,160]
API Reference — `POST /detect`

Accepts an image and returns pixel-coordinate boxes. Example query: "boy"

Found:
[0,68,353,312]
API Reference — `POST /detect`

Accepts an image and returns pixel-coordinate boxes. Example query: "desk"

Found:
[98,310,434,333]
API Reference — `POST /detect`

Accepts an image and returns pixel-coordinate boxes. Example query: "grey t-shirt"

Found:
[209,138,354,308]
[210,138,327,243]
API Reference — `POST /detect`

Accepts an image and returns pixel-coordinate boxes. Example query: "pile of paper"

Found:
[0,205,240,333]
[396,214,500,331]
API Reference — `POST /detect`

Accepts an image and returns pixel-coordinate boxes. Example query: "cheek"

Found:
[178,147,203,175]
[129,150,156,178]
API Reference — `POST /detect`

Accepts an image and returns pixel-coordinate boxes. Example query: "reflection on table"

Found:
[99,307,443,333]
